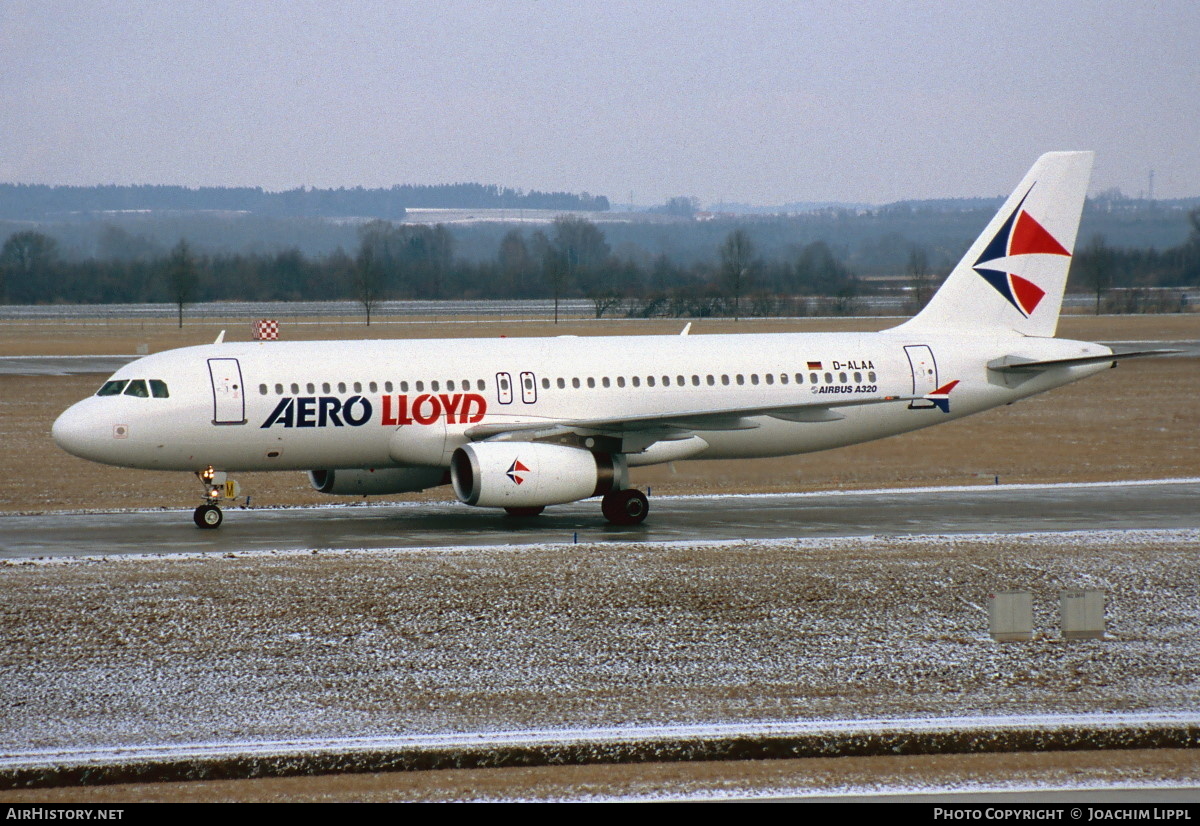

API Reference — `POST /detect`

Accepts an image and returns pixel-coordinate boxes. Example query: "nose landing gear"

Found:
[194,503,223,528]
[193,466,237,529]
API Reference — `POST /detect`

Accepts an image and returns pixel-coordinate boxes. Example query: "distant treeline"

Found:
[3,210,1198,318]
[3,193,1195,283]
[0,182,610,220]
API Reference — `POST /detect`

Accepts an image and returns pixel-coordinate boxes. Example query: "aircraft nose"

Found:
[52,401,101,461]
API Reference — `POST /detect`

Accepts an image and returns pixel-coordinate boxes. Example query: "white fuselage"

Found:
[52,329,1113,474]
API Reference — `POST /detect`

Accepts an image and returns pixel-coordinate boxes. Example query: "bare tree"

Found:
[719,229,755,320]
[551,215,611,309]
[590,290,623,318]
[0,230,59,303]
[663,196,699,218]
[165,240,197,328]
[1077,234,1114,315]
[906,245,933,312]
[353,238,384,325]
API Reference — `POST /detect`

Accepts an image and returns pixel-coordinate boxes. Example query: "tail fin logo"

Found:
[973,186,1072,317]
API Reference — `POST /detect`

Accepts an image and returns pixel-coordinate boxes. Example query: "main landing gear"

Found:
[601,488,649,526]
[502,489,650,525]
[193,466,238,529]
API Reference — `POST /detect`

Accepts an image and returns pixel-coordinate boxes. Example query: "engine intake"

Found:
[451,442,626,508]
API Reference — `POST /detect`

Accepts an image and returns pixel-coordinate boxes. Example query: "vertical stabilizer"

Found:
[893,151,1093,338]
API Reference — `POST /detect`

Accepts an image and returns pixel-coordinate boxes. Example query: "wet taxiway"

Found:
[3,479,1197,559]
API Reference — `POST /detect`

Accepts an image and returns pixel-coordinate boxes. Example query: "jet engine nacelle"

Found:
[309,467,447,496]
[451,442,627,508]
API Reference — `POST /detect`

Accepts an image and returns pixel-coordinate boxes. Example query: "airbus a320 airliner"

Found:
[53,152,1165,528]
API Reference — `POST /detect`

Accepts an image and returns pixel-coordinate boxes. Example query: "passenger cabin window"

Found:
[149,380,169,398]
[259,384,268,395]
[322,382,331,393]
[97,380,128,396]
[123,379,150,398]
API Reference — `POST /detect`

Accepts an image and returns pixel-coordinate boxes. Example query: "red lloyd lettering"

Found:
[381,394,487,425]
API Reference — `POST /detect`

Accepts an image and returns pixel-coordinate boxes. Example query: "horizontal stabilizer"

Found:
[988,349,1179,373]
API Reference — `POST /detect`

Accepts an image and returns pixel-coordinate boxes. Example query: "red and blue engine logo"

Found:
[506,459,530,485]
[974,186,1071,317]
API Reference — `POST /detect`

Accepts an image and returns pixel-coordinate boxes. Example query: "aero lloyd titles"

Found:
[261,393,487,428]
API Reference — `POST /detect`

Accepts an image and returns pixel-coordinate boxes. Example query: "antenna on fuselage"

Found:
[214,330,225,344]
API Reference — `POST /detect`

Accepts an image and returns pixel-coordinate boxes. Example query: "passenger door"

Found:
[207,358,247,425]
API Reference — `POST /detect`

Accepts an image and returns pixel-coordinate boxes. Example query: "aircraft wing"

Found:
[464,392,922,443]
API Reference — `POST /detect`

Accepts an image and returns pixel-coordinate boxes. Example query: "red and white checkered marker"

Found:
[252,319,279,340]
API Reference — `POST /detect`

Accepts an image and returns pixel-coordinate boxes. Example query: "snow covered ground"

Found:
[2,527,1198,785]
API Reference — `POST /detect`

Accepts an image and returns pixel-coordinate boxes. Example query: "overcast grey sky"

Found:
[3,0,1197,204]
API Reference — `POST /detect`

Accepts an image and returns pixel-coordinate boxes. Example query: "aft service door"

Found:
[903,345,938,409]
[208,358,247,425]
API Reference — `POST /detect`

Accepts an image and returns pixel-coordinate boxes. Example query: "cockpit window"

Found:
[149,380,169,398]
[123,379,150,398]
[97,380,128,396]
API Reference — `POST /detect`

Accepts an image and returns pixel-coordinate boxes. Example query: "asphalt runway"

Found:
[3,479,1197,559]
